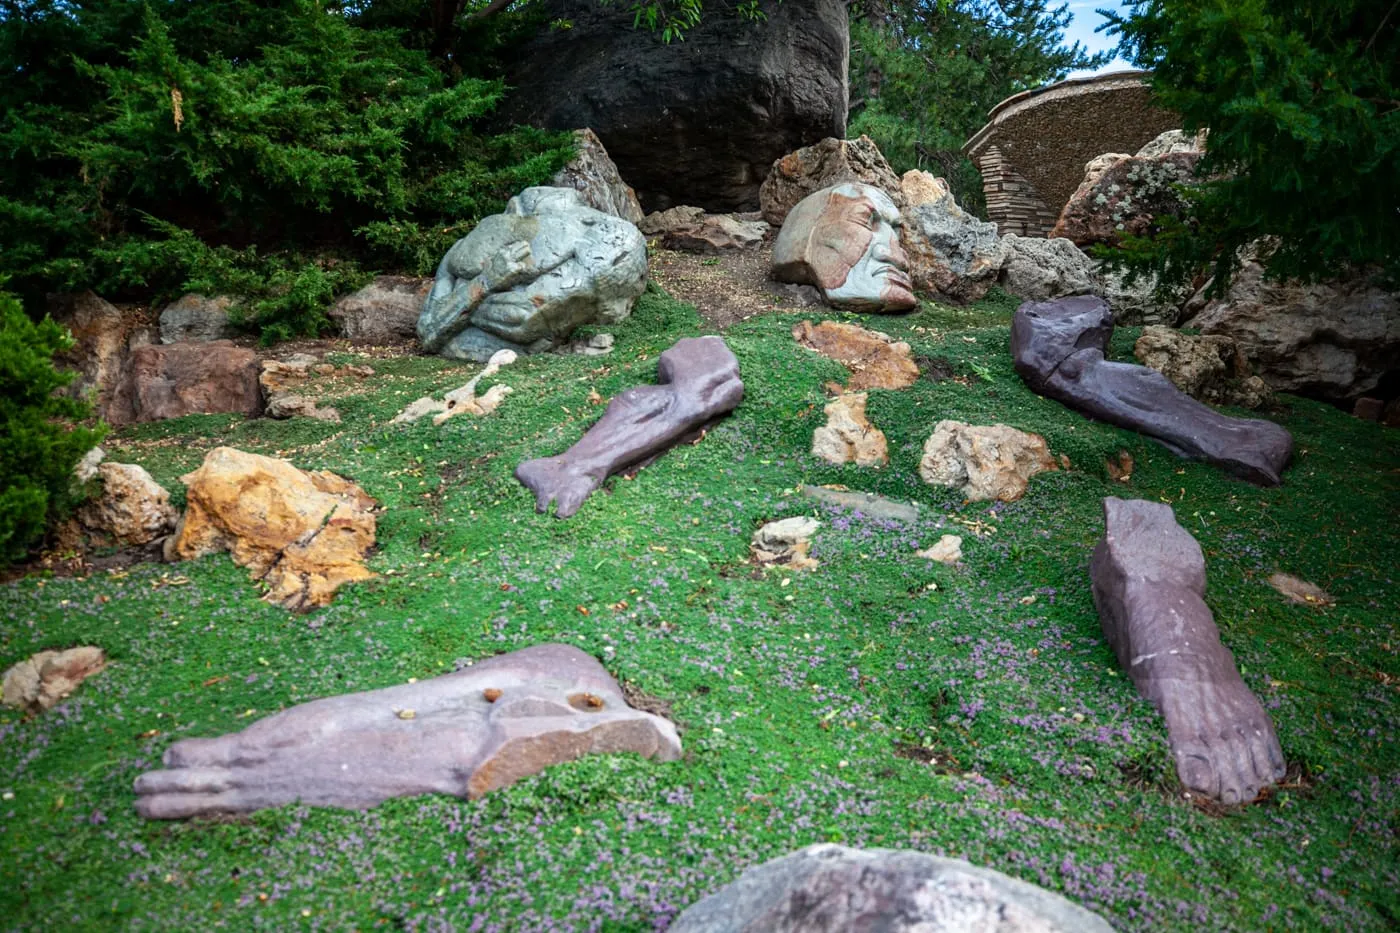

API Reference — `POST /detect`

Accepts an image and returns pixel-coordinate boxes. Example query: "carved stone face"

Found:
[772,183,917,312]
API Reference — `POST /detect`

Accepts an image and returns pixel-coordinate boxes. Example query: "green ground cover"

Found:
[2,287,1397,930]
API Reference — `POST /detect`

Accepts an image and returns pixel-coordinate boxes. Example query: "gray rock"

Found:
[640,207,768,252]
[74,462,177,546]
[1135,128,1205,159]
[1185,250,1400,401]
[329,276,430,342]
[1093,262,1192,326]
[669,844,1115,933]
[73,446,106,484]
[500,0,849,212]
[158,294,236,343]
[901,179,1006,303]
[800,484,919,523]
[550,128,645,224]
[998,235,1097,301]
[418,187,647,362]
[265,394,341,422]
[134,643,681,819]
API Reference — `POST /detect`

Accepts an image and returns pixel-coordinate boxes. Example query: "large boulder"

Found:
[1185,255,1400,401]
[900,176,1005,302]
[49,291,151,418]
[549,128,645,224]
[1050,131,1203,248]
[997,234,1098,301]
[165,447,377,611]
[329,276,430,342]
[500,0,849,212]
[919,420,1057,502]
[106,341,262,425]
[74,462,178,547]
[418,187,647,361]
[158,294,236,343]
[1134,325,1271,409]
[670,844,1115,933]
[759,136,902,226]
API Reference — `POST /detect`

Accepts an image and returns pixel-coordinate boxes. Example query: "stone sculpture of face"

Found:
[772,183,917,313]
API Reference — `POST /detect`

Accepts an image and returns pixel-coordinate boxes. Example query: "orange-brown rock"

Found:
[919,421,1057,502]
[793,321,919,391]
[165,447,377,611]
[811,393,889,468]
[2,646,108,713]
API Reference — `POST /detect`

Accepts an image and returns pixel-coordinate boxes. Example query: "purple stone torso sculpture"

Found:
[515,335,744,518]
[1091,497,1286,804]
[1011,295,1292,485]
[133,644,681,819]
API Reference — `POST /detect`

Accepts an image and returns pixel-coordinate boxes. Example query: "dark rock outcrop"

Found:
[107,341,262,425]
[500,0,848,212]
[1011,295,1292,485]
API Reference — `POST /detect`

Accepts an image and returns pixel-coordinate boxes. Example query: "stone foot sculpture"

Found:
[515,336,744,518]
[1091,497,1285,804]
[1011,296,1292,485]
[133,644,681,819]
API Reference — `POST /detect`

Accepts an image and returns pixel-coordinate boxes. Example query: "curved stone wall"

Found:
[964,72,1181,236]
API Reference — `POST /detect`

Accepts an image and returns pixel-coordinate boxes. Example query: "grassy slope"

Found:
[1,287,1397,931]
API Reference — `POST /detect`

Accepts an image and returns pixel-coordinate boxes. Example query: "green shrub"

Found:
[0,292,106,565]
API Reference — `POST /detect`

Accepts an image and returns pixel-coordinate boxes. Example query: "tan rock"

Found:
[916,534,963,564]
[265,394,342,422]
[1133,325,1271,408]
[752,517,820,570]
[812,394,888,468]
[550,128,645,225]
[919,421,1056,502]
[760,136,904,226]
[75,462,177,546]
[793,321,919,391]
[165,447,377,611]
[899,169,946,209]
[49,292,154,420]
[392,349,517,425]
[1267,573,1335,607]
[2,646,107,713]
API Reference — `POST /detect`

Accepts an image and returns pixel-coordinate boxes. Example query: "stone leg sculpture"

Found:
[1091,497,1286,804]
[133,644,680,819]
[515,336,744,518]
[1011,295,1292,485]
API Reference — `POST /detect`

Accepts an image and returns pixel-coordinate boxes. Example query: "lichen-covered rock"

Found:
[760,136,903,226]
[1185,253,1400,401]
[158,294,236,343]
[670,844,1115,933]
[2,647,107,713]
[329,277,430,342]
[75,462,177,546]
[1093,262,1192,326]
[1051,149,1201,248]
[107,341,262,425]
[900,177,1006,302]
[752,517,820,570]
[1135,128,1206,160]
[550,128,645,224]
[919,420,1056,502]
[418,187,647,362]
[997,234,1098,301]
[1134,326,1271,409]
[165,447,377,611]
[811,393,888,467]
[792,320,919,391]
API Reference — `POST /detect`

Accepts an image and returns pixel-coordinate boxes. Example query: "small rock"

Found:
[792,321,919,391]
[75,462,178,547]
[800,485,919,524]
[266,394,341,422]
[997,235,1097,302]
[811,393,888,468]
[2,647,107,713]
[73,447,106,484]
[752,517,820,570]
[915,534,963,565]
[158,294,236,343]
[1353,397,1384,421]
[919,421,1057,502]
[572,333,616,356]
[1267,573,1335,607]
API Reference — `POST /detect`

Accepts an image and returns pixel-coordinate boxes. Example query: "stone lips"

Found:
[1090,498,1286,804]
[669,843,1115,932]
[516,336,744,519]
[133,644,682,819]
[1011,295,1293,485]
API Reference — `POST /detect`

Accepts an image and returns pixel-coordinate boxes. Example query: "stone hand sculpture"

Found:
[133,644,681,819]
[1011,295,1292,485]
[417,187,648,362]
[771,183,918,313]
[516,336,743,519]
[1091,498,1286,804]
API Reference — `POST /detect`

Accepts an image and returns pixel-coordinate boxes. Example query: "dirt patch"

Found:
[915,355,980,386]
[649,244,825,330]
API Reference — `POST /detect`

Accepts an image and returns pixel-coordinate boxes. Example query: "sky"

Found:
[1061,0,1134,79]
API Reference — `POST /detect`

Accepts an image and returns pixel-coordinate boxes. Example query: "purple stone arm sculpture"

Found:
[1091,497,1286,804]
[515,335,744,518]
[132,644,681,819]
[1011,295,1292,485]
